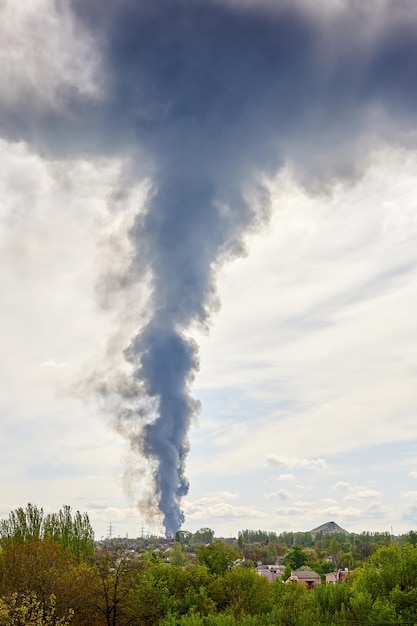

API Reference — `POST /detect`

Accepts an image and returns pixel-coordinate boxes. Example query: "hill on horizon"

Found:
[310,521,350,536]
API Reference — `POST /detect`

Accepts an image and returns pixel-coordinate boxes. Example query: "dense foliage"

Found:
[2,506,417,625]
[0,504,94,560]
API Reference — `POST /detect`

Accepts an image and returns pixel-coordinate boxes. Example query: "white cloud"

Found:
[273,500,392,528]
[264,490,291,501]
[183,493,268,523]
[333,482,382,500]
[278,474,296,481]
[362,502,392,520]
[334,482,351,493]
[402,491,417,500]
[266,455,328,470]
[345,490,382,501]
[87,500,110,510]
[275,505,310,517]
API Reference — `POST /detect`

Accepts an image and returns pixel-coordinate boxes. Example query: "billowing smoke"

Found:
[2,0,417,535]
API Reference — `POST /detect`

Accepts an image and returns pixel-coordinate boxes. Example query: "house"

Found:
[326,568,350,583]
[256,565,285,582]
[287,569,321,588]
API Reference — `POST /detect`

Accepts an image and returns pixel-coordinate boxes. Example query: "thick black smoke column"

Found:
[124,172,268,536]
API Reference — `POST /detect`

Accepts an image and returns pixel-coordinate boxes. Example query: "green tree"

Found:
[239,530,280,545]
[0,504,94,560]
[402,530,417,546]
[191,528,215,546]
[314,579,352,624]
[175,530,192,546]
[0,538,78,614]
[170,542,186,567]
[196,541,241,576]
[128,563,217,624]
[327,537,343,570]
[237,532,244,552]
[265,543,277,564]
[43,506,94,560]
[223,568,270,618]
[368,596,398,625]
[283,546,308,571]
[269,582,313,626]
[0,504,44,543]
[89,548,142,626]
[241,543,268,565]
[127,567,170,625]
[348,589,373,625]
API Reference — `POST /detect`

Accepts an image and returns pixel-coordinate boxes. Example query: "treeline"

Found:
[238,527,396,549]
[177,526,408,566]
[175,528,215,546]
[2,505,417,625]
[0,503,94,560]
[234,527,414,570]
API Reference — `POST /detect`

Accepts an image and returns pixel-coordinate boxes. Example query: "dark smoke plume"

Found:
[2,0,417,535]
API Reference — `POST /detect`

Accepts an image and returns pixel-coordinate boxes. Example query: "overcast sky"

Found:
[1,0,417,539]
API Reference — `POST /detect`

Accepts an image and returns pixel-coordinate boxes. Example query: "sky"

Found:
[1,0,417,539]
